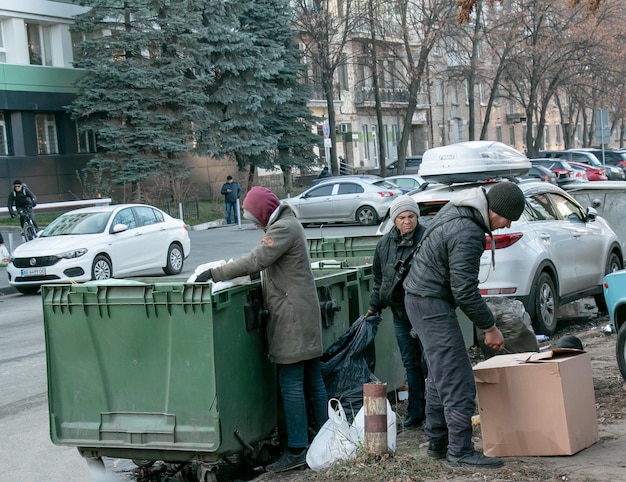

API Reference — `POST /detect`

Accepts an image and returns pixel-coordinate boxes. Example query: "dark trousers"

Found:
[225,200,238,224]
[404,293,476,456]
[277,358,329,449]
[393,311,426,421]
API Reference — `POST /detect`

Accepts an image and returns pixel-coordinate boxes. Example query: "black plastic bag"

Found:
[321,314,381,418]
[479,297,539,358]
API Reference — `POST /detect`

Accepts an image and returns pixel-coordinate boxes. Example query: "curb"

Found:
[190,220,254,230]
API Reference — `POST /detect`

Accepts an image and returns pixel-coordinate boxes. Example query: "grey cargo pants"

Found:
[404,293,475,456]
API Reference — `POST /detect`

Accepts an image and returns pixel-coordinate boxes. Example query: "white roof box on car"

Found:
[418,141,531,184]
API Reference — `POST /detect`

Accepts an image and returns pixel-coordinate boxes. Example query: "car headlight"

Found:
[57,248,88,259]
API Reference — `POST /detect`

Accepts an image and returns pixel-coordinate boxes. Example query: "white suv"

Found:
[384,179,622,334]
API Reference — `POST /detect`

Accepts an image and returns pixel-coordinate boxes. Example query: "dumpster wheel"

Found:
[197,463,218,482]
[132,459,155,468]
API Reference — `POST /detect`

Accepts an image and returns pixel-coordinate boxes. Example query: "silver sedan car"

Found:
[282,177,402,226]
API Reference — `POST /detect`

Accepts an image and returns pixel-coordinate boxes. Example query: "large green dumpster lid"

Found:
[308,235,380,259]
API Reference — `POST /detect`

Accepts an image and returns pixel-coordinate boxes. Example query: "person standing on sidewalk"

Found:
[220,175,242,224]
[195,186,328,473]
[403,181,526,469]
[366,195,427,431]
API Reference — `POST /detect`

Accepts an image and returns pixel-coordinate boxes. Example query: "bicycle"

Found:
[16,208,38,242]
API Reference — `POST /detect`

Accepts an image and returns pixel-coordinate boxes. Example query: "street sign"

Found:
[595,109,610,145]
[324,138,332,148]
[322,120,330,139]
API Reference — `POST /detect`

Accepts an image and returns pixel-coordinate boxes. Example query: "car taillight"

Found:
[484,232,523,250]
[480,287,518,295]
[377,191,396,197]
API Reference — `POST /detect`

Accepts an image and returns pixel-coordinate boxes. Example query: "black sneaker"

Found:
[265,449,307,473]
[427,438,448,459]
[398,416,425,430]
[446,450,504,468]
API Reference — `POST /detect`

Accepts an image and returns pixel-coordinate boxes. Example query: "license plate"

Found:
[21,267,46,277]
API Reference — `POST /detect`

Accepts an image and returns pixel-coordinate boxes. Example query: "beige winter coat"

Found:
[211,204,323,364]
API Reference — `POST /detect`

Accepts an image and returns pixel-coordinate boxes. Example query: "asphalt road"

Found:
[0,222,377,295]
[0,222,377,482]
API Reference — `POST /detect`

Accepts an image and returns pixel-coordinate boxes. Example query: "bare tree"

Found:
[494,0,597,157]
[292,0,359,175]
[382,0,456,172]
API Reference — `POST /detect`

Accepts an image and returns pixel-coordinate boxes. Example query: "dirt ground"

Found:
[251,312,626,482]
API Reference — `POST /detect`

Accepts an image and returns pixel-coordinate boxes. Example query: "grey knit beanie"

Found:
[389,195,419,222]
[486,182,525,221]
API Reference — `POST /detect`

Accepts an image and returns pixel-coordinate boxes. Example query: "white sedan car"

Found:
[379,179,623,335]
[7,204,191,294]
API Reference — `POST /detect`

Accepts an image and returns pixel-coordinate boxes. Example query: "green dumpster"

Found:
[43,280,277,464]
[42,268,361,467]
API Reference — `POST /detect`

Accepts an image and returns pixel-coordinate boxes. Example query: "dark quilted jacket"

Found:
[403,188,496,331]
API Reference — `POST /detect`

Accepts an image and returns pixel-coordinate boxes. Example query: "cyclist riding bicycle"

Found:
[7,179,39,232]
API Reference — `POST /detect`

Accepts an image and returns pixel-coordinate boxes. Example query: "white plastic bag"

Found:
[353,399,397,452]
[306,398,361,471]
[186,260,252,292]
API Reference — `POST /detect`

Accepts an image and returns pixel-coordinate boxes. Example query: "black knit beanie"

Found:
[486,182,525,221]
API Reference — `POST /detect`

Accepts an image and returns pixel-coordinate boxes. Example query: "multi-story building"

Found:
[1,1,619,201]
[0,0,95,202]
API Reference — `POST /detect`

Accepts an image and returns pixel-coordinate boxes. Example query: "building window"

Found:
[76,122,96,153]
[36,113,59,154]
[0,23,6,63]
[362,124,371,166]
[555,124,561,144]
[26,23,52,66]
[545,125,551,146]
[496,125,502,142]
[0,113,9,155]
[509,126,516,146]
[338,56,348,91]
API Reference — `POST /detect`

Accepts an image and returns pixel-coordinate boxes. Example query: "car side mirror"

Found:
[586,207,597,222]
[112,223,129,233]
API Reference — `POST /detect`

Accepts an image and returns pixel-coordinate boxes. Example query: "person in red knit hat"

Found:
[196,186,328,473]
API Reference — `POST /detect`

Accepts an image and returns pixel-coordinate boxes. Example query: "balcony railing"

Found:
[354,87,410,105]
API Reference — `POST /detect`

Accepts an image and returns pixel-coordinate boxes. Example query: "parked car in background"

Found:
[568,161,608,181]
[282,177,402,226]
[569,163,590,183]
[577,148,626,177]
[530,158,575,187]
[380,169,622,335]
[386,155,422,175]
[7,204,191,295]
[539,149,624,180]
[519,165,558,185]
[366,155,423,176]
[383,174,428,191]
[310,174,384,187]
[601,270,626,381]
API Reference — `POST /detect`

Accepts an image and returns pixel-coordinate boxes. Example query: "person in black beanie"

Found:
[403,181,525,469]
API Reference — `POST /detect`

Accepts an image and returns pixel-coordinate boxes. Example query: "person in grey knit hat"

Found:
[367,195,427,431]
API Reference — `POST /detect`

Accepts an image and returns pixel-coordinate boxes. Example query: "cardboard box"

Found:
[473,349,598,456]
